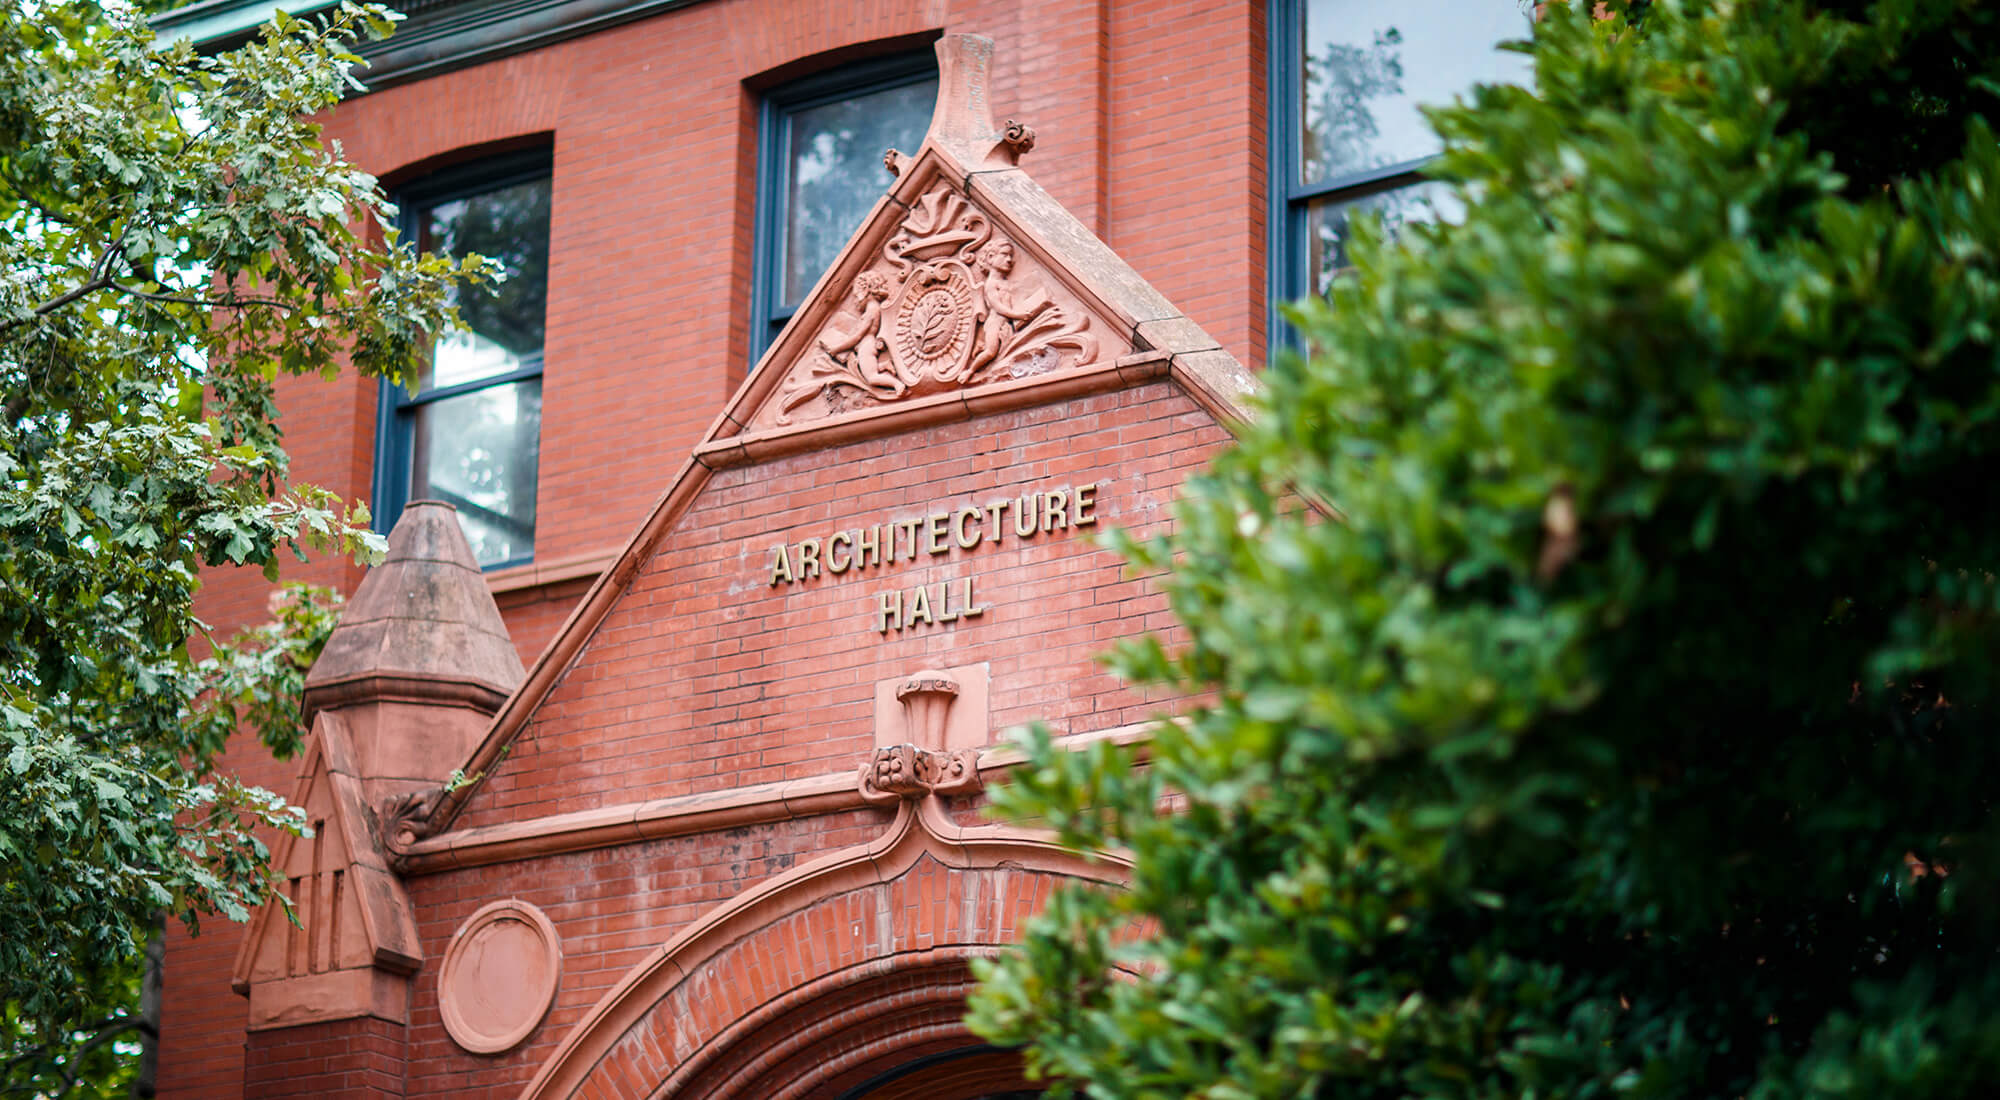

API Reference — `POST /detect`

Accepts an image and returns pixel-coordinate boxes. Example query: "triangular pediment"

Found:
[735,149,1128,434]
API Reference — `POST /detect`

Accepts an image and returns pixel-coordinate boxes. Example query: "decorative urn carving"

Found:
[896,669,961,748]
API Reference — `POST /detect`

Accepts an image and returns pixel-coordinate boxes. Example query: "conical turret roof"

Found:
[303,500,525,717]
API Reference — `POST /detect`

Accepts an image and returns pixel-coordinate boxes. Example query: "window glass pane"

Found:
[409,378,541,566]
[1305,179,1460,295]
[782,78,936,305]
[420,176,551,390]
[1301,0,1532,187]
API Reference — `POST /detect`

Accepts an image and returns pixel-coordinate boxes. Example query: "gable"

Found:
[451,378,1230,829]
[407,32,1254,843]
[746,158,1129,432]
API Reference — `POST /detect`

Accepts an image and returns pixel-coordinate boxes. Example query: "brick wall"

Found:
[398,809,886,1097]
[456,381,1228,829]
[162,0,1263,1094]
[243,1016,407,1098]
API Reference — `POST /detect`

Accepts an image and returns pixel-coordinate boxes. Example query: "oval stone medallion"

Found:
[439,899,563,1054]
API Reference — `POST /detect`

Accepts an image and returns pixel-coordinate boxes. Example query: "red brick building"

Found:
[148,1,1528,1095]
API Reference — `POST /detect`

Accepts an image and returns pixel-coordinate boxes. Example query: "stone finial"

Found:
[925,33,1033,169]
[303,500,525,719]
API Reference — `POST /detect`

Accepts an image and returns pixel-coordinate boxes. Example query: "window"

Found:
[375,149,550,569]
[753,54,938,359]
[1270,1,1533,308]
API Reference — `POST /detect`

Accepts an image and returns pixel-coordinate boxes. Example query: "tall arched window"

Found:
[375,148,551,568]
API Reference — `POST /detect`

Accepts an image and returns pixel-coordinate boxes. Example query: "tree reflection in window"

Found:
[378,153,550,567]
[755,54,937,358]
[1275,2,1530,309]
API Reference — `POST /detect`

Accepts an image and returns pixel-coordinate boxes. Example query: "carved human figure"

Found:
[816,271,901,397]
[969,240,1057,375]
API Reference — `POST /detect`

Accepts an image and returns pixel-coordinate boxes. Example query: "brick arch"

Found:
[724,0,949,81]
[327,49,575,179]
[669,954,1030,1100]
[519,798,1127,1100]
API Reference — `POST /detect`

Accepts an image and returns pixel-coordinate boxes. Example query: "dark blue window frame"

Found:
[750,52,938,364]
[373,147,552,570]
[1267,0,1436,345]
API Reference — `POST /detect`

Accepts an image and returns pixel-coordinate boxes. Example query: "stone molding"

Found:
[392,721,1154,875]
[154,0,707,91]
[483,546,618,595]
[517,794,1133,1100]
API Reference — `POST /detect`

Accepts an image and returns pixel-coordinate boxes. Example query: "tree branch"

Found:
[2,275,115,333]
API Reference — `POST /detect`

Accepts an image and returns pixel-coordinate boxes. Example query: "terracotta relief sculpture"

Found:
[858,744,983,805]
[774,188,1098,425]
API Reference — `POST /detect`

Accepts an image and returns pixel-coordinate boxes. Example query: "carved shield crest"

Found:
[888,260,980,388]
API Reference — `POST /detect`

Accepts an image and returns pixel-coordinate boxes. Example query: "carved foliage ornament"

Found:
[859,745,983,805]
[774,188,1099,426]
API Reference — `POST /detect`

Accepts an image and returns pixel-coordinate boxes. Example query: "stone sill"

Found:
[484,549,618,595]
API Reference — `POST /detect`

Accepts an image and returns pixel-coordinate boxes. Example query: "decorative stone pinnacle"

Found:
[925,33,1034,169]
[302,500,525,721]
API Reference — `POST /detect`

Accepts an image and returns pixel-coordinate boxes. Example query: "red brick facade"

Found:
[163,4,1266,1096]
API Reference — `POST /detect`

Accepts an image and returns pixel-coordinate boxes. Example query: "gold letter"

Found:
[895,517,921,562]
[1014,493,1039,537]
[953,506,983,550]
[857,524,881,568]
[1043,488,1070,532]
[876,589,902,633]
[956,576,984,618]
[925,511,951,555]
[985,498,1010,543]
[827,530,853,574]
[936,581,960,623]
[1073,482,1098,527]
[908,584,934,626]
[798,537,821,579]
[768,544,794,586]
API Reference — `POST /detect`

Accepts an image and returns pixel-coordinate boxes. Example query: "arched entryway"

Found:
[518,798,1125,1100]
[835,1045,1039,1099]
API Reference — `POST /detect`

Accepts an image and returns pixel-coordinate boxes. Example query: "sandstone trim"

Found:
[393,721,1153,875]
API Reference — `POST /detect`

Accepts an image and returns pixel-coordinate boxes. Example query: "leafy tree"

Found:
[0,2,476,1092]
[969,1,2000,1096]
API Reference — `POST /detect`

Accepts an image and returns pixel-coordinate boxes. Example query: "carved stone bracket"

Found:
[384,788,443,859]
[859,746,983,805]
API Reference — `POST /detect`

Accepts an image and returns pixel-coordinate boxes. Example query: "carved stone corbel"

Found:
[383,788,442,860]
[859,745,985,805]
[915,747,982,796]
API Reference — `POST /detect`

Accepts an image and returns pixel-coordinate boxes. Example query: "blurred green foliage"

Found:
[968,2,2000,1096]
